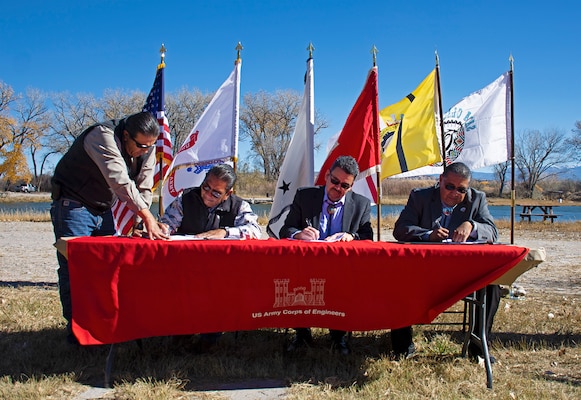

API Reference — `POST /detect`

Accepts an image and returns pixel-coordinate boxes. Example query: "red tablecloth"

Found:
[66,237,528,345]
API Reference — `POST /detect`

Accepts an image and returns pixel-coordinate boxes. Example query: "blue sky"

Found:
[2,0,580,171]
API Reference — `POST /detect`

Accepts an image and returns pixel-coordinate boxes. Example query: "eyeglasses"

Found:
[444,183,468,194]
[329,175,352,190]
[129,134,154,149]
[202,183,225,199]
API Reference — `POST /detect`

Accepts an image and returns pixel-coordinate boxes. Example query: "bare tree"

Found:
[49,92,101,153]
[0,82,17,159]
[6,89,52,185]
[22,90,50,183]
[565,120,581,163]
[515,128,573,198]
[493,161,510,197]
[99,89,146,120]
[0,81,15,114]
[240,90,327,181]
[165,87,213,150]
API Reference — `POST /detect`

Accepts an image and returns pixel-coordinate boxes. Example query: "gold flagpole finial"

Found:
[509,53,514,71]
[235,42,243,63]
[435,49,440,67]
[371,45,378,67]
[158,43,167,68]
[307,42,315,58]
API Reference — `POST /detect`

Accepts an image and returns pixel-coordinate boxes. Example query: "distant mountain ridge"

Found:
[472,166,581,181]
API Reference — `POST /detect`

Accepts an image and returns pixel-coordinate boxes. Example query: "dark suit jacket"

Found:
[279,186,373,240]
[393,185,498,243]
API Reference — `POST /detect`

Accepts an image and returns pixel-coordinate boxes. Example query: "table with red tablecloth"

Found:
[61,237,529,346]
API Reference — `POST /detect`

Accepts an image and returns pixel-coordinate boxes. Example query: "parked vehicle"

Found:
[17,183,36,193]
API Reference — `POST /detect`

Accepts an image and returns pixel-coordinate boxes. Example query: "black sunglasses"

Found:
[129,134,154,149]
[329,175,352,190]
[444,183,468,194]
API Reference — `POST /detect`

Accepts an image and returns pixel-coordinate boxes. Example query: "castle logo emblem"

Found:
[273,279,325,308]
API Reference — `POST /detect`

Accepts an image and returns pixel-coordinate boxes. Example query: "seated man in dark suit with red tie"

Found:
[280,155,373,355]
[392,161,499,362]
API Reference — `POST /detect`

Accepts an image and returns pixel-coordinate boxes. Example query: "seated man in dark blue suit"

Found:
[392,161,500,362]
[280,155,373,355]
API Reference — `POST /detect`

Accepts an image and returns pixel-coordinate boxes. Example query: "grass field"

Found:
[0,286,579,399]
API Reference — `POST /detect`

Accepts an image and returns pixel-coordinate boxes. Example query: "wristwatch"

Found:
[222,227,229,237]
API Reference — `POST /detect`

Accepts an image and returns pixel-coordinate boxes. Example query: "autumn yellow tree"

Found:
[0,81,19,186]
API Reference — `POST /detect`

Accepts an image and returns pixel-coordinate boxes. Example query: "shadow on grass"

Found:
[2,325,579,392]
[422,328,581,350]
[0,280,57,288]
[0,328,383,391]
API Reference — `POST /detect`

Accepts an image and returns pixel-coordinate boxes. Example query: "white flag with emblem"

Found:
[161,61,241,209]
[396,72,511,176]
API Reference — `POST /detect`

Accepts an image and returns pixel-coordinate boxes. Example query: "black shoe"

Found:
[392,343,416,360]
[468,344,496,364]
[286,329,313,353]
[331,336,350,355]
[469,353,496,365]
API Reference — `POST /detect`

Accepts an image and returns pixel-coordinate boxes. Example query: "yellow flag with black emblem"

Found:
[379,69,441,179]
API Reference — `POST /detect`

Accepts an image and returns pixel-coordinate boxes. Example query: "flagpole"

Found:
[435,51,446,171]
[371,45,382,241]
[307,42,315,186]
[509,54,516,244]
[232,42,243,183]
[158,44,167,216]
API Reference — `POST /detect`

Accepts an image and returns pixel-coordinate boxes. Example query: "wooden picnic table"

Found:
[518,204,560,223]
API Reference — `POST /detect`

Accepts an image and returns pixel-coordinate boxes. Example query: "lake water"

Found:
[248,203,580,222]
[2,201,579,222]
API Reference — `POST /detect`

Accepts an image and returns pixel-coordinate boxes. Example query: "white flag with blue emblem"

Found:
[161,60,241,209]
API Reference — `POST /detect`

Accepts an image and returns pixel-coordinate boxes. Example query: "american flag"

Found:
[143,63,173,189]
[112,62,173,236]
[111,198,135,236]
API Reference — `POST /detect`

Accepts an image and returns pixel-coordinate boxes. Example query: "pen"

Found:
[305,218,312,228]
[433,217,442,229]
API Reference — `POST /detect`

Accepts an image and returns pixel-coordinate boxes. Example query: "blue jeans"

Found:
[51,198,115,324]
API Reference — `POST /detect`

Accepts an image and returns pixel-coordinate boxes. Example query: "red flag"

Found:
[315,67,381,204]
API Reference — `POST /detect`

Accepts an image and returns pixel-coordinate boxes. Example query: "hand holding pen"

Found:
[297,218,320,240]
[430,217,449,241]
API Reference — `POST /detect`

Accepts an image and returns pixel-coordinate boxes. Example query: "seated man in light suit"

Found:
[392,162,500,362]
[280,155,373,355]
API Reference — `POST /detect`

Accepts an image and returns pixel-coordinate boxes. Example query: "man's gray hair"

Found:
[443,162,472,181]
[330,155,360,178]
[206,164,237,191]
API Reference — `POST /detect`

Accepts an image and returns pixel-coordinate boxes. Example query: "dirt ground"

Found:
[0,221,579,295]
